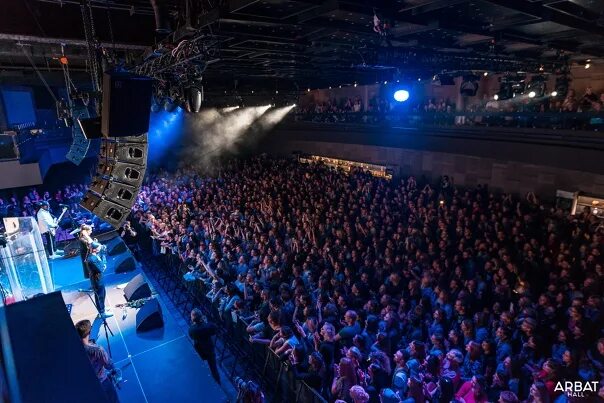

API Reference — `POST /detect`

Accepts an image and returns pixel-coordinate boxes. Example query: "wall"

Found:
[257,124,604,197]
[0,160,42,189]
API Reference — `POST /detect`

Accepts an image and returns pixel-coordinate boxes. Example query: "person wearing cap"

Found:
[87,241,112,318]
[36,200,62,258]
[75,319,119,403]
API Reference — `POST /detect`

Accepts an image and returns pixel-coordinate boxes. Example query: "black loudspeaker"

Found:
[105,236,128,256]
[136,298,164,332]
[115,255,136,273]
[102,72,153,138]
[81,127,147,229]
[66,104,91,165]
[123,273,151,301]
[79,116,102,140]
[80,192,131,228]
[1,292,107,403]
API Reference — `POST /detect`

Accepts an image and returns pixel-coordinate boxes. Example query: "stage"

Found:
[48,238,228,403]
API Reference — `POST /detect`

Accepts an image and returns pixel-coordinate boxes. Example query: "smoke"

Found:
[183,105,272,170]
[254,105,295,131]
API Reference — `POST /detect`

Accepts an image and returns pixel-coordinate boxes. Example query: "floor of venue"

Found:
[49,238,228,403]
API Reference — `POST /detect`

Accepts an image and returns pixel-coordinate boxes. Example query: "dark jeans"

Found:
[42,232,55,256]
[92,281,106,314]
[101,377,119,403]
[199,349,221,385]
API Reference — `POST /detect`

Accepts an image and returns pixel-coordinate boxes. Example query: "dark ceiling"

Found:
[1,0,603,92]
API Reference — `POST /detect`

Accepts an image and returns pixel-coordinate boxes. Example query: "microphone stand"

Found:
[83,247,113,357]
[83,288,114,358]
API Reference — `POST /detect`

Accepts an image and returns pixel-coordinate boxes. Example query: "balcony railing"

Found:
[292,110,604,132]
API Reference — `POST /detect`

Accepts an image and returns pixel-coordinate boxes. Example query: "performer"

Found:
[36,201,62,259]
[87,241,112,318]
[189,308,221,385]
[75,319,120,403]
[78,224,94,279]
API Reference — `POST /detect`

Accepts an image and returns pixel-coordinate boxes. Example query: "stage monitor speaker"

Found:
[105,236,128,256]
[136,298,164,332]
[102,71,153,138]
[115,255,136,273]
[66,104,91,165]
[97,160,146,187]
[80,191,131,228]
[123,273,151,301]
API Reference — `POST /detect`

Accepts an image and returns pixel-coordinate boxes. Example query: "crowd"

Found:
[294,86,604,130]
[133,156,603,403]
[0,183,86,219]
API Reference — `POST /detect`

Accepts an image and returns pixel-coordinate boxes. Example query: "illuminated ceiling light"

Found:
[383,81,388,84]
[275,90,279,94]
[307,88,310,92]
[417,78,421,81]
[551,91,558,97]
[396,79,400,83]
[339,85,342,88]
[354,83,357,87]
[483,72,488,76]
[329,86,332,89]
[585,63,591,69]
[393,90,410,102]
[493,94,499,100]
[528,91,536,98]
[251,90,254,94]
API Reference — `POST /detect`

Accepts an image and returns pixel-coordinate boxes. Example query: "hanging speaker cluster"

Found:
[66,104,91,165]
[80,134,147,228]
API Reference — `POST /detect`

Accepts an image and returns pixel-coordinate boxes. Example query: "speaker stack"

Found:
[79,72,153,229]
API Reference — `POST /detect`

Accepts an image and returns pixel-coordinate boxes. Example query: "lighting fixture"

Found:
[393,90,410,102]
[483,72,488,77]
[493,94,499,100]
[528,91,536,98]
[585,63,591,69]
[551,91,558,97]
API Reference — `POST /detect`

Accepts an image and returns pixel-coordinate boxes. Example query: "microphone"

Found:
[78,288,94,293]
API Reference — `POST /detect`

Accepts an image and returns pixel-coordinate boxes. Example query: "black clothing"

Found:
[189,321,221,384]
[79,238,90,279]
[87,253,107,314]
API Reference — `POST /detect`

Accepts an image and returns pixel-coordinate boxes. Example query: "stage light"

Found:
[417,78,421,81]
[354,83,357,87]
[528,91,536,98]
[483,72,488,77]
[393,90,410,102]
[164,98,177,112]
[551,91,558,97]
[307,88,310,92]
[585,63,591,69]
[383,81,388,84]
[493,94,499,100]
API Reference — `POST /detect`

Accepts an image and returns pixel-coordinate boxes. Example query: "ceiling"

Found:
[0,0,603,92]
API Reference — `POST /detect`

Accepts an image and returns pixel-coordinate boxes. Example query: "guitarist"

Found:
[75,319,120,402]
[36,201,64,259]
[88,241,113,318]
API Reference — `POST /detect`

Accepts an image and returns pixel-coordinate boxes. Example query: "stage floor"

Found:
[55,258,227,403]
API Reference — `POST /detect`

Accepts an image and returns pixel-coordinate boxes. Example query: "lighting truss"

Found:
[133,34,221,80]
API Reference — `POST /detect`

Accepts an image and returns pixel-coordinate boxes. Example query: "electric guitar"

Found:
[49,207,68,236]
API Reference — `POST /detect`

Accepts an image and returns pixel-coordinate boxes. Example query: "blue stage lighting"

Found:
[393,90,410,102]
